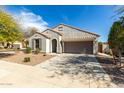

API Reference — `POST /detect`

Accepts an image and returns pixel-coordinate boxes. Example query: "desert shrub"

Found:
[25,47,32,53]
[23,57,30,62]
[34,48,41,54]
[17,48,20,50]
[4,46,7,49]
[43,53,47,56]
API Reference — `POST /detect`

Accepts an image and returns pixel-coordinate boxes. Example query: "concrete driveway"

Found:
[0,54,117,87]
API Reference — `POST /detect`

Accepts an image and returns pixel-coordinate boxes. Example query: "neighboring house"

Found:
[29,24,100,54]
[98,42,110,54]
[13,41,23,49]
[0,41,23,49]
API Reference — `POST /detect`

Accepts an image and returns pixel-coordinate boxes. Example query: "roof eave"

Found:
[35,32,50,39]
[42,28,63,36]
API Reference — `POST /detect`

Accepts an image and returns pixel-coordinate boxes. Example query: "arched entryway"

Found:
[52,39,57,53]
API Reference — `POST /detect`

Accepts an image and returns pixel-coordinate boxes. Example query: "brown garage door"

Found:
[64,41,93,54]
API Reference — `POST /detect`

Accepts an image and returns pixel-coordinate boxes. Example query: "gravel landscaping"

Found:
[96,54,124,87]
[0,51,54,66]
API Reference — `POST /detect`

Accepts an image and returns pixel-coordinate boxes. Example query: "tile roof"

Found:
[35,32,50,39]
[32,24,100,41]
[52,23,100,41]
[53,23,100,37]
[42,29,63,36]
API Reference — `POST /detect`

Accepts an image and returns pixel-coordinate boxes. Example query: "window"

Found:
[35,39,39,49]
[58,26,63,31]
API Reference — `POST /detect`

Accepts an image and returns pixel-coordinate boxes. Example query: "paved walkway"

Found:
[0,54,118,87]
[0,60,61,87]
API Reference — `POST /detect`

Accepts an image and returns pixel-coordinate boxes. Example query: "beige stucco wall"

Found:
[45,29,62,53]
[93,38,98,54]
[102,43,109,53]
[29,34,49,53]
[29,24,99,54]
[46,39,50,53]
[29,30,62,53]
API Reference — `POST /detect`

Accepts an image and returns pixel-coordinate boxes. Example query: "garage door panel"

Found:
[64,41,93,54]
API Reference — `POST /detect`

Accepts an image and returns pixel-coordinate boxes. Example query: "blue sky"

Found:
[3,5,121,42]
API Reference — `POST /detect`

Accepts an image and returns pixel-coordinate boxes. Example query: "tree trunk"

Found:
[118,49,122,67]
[1,42,4,47]
[110,49,116,65]
[11,42,14,49]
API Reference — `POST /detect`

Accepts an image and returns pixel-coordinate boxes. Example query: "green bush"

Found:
[25,47,32,53]
[23,57,30,62]
[34,48,41,54]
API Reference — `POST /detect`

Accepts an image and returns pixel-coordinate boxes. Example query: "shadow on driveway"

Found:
[41,54,111,84]
[96,55,124,87]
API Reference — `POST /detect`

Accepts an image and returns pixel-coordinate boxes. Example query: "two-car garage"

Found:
[63,41,93,54]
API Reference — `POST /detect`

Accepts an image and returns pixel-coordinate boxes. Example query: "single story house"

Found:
[29,24,100,54]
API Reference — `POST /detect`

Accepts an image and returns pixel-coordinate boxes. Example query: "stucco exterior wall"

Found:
[45,29,62,53]
[46,39,50,53]
[102,44,109,53]
[29,34,49,53]
[29,24,99,54]
[93,38,98,54]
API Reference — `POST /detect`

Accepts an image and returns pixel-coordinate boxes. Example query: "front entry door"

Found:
[52,39,57,53]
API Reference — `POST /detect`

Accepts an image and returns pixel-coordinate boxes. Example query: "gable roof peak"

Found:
[34,31,50,39]
[53,23,100,37]
[41,28,63,36]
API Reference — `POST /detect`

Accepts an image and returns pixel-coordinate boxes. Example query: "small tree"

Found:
[24,27,38,38]
[0,10,23,48]
[108,20,124,67]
